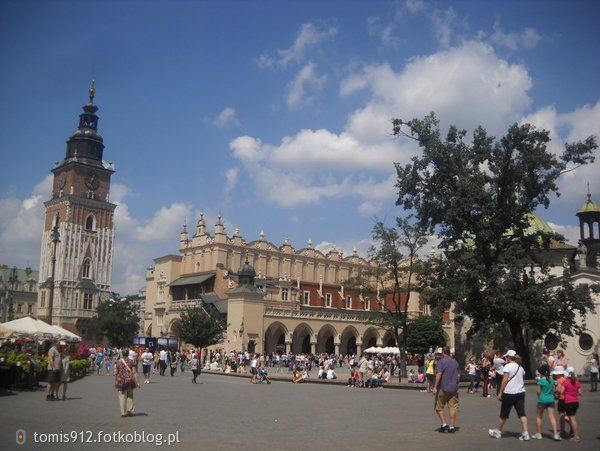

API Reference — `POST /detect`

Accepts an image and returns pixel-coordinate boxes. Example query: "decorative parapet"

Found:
[265,306,366,323]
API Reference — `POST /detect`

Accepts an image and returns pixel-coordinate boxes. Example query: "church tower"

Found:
[576,187,600,270]
[37,81,116,337]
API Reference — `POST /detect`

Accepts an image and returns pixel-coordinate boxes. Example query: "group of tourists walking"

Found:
[432,346,595,443]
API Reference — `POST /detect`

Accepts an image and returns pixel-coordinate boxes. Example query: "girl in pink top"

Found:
[558,369,582,442]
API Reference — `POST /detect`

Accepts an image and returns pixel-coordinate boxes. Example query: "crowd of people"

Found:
[43,341,598,443]
[429,346,597,443]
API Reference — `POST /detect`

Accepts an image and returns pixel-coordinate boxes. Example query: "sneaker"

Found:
[439,424,449,433]
[519,432,531,441]
[488,429,502,439]
[553,434,561,441]
[532,433,542,440]
[448,427,456,433]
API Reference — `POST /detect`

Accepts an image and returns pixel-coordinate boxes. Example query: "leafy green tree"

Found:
[402,315,446,356]
[176,304,226,349]
[393,113,598,376]
[346,219,427,380]
[92,295,140,348]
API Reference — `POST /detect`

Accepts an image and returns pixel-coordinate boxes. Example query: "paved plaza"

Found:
[1,369,599,451]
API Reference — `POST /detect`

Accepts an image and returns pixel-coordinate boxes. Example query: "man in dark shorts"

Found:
[141,347,153,384]
[434,346,460,433]
[47,340,62,401]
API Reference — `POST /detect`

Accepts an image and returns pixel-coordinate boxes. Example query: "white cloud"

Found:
[256,20,338,69]
[487,21,541,51]
[223,167,239,199]
[344,41,532,137]
[286,62,327,108]
[233,40,537,213]
[367,0,425,47]
[136,203,191,242]
[213,107,240,128]
[0,175,51,268]
[521,101,600,210]
[432,7,458,48]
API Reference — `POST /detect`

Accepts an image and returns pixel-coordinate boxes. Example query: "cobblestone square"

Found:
[2,370,599,450]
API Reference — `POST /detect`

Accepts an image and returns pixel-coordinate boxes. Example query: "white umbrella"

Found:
[51,325,81,342]
[364,346,379,353]
[382,346,400,354]
[0,323,13,340]
[2,316,59,340]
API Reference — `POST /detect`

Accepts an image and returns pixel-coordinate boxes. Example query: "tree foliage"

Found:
[346,219,427,379]
[92,295,140,348]
[176,304,226,349]
[393,113,598,375]
[403,315,446,356]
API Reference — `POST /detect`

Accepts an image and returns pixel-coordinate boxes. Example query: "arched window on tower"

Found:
[85,214,96,231]
[52,213,60,228]
[82,259,91,279]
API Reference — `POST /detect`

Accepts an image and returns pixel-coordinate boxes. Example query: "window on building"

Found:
[579,332,594,351]
[345,295,352,309]
[281,288,289,301]
[74,292,78,309]
[157,314,164,326]
[40,291,46,308]
[85,214,96,231]
[364,298,370,310]
[544,333,559,351]
[83,293,93,310]
[325,293,332,307]
[27,304,33,314]
[17,304,22,313]
[303,291,310,305]
[82,259,91,278]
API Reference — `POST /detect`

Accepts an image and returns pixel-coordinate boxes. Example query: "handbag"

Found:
[117,359,136,390]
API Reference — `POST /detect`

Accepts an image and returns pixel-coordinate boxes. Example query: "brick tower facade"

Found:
[37,81,116,337]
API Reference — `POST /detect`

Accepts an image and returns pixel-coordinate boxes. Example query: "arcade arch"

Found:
[292,323,313,355]
[340,326,360,355]
[363,327,380,349]
[264,321,289,355]
[317,324,338,354]
[382,331,397,347]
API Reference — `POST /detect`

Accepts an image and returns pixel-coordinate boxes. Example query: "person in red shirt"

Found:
[557,367,582,442]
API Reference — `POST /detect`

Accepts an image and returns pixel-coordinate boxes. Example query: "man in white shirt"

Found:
[159,348,168,376]
[141,348,153,384]
[492,352,505,396]
[489,350,530,441]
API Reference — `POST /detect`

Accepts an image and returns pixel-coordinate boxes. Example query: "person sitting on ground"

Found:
[348,369,360,387]
[326,367,337,380]
[318,366,326,379]
[408,369,417,383]
[416,369,425,384]
[292,369,305,383]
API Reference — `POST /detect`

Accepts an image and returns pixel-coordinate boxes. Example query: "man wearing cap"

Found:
[489,350,530,441]
[434,346,460,433]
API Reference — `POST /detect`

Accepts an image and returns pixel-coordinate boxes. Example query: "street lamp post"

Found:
[47,225,60,325]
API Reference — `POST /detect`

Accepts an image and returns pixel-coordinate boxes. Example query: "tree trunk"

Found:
[507,319,533,378]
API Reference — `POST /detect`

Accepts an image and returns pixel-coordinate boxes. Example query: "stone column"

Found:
[311,341,316,355]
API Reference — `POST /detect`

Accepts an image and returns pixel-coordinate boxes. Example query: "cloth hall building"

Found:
[143,214,444,356]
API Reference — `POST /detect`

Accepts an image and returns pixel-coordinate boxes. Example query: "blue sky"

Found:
[1,0,599,294]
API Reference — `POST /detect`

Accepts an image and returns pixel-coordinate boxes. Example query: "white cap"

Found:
[551,365,565,376]
[566,366,575,376]
[504,350,517,358]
